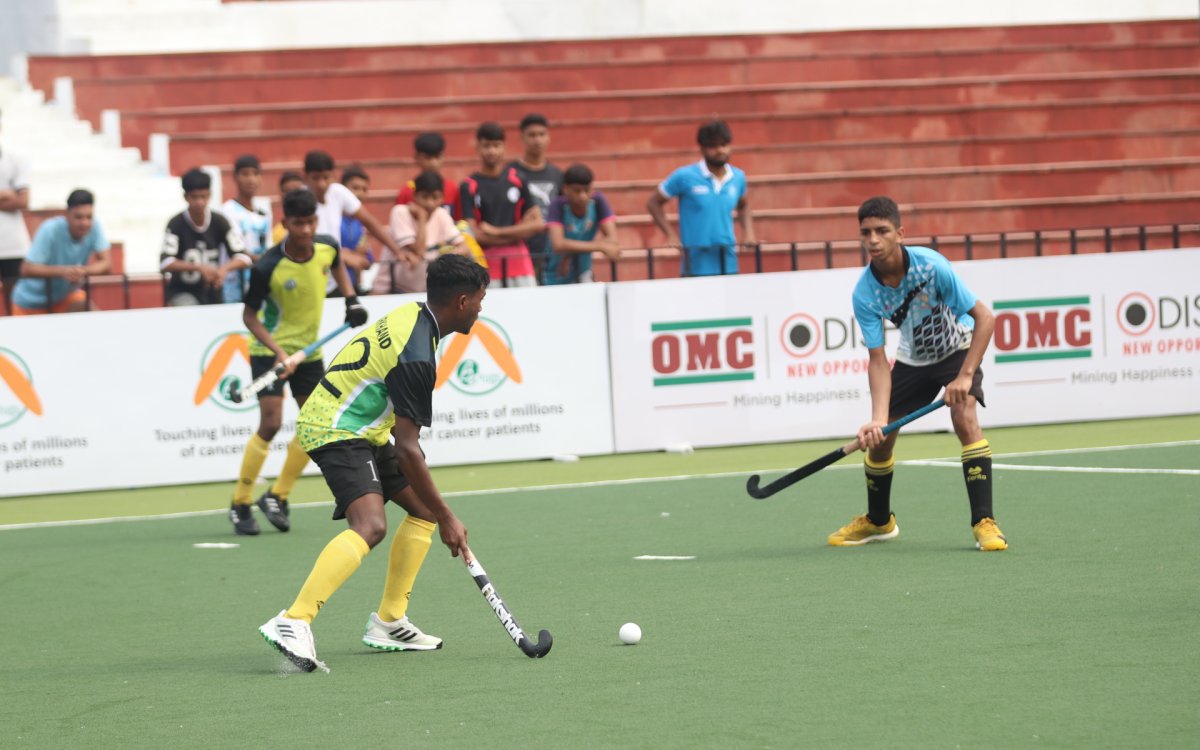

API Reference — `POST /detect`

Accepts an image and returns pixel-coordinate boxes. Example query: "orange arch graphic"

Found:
[435,321,522,389]
[0,352,43,415]
[194,335,250,405]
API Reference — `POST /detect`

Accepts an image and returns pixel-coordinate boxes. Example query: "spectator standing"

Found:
[395,132,461,220]
[507,113,563,281]
[646,119,756,276]
[375,171,471,295]
[160,168,251,306]
[301,151,411,281]
[460,122,544,287]
[11,189,110,315]
[271,171,305,245]
[0,110,31,312]
[221,154,273,303]
[543,164,620,285]
[338,165,375,294]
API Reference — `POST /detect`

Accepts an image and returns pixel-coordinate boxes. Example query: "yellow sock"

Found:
[285,529,370,623]
[376,516,435,622]
[270,436,310,500]
[233,434,270,504]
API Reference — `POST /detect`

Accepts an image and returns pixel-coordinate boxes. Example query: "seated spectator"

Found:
[375,171,472,294]
[338,165,374,294]
[160,168,251,306]
[270,171,305,245]
[544,164,620,285]
[11,189,110,315]
[395,132,461,220]
[221,154,272,303]
[0,110,31,312]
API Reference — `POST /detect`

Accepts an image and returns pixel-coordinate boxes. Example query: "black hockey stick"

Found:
[226,322,352,403]
[464,549,553,658]
[746,398,947,499]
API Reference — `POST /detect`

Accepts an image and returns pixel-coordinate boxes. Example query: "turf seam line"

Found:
[1,438,1194,532]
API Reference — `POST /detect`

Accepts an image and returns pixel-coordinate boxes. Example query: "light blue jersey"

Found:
[12,216,109,309]
[658,160,746,276]
[851,245,977,366]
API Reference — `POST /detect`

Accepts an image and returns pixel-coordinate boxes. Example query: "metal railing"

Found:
[3,221,1198,313]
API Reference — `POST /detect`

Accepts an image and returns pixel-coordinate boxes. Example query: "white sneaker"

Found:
[362,612,444,651]
[259,610,329,673]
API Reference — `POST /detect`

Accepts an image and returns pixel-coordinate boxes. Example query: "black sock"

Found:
[962,440,993,526]
[865,456,895,526]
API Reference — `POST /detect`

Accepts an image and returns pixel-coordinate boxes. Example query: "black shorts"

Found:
[250,356,324,400]
[308,439,411,520]
[0,258,22,281]
[890,348,986,419]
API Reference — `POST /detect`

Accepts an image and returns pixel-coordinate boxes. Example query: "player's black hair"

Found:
[278,170,304,190]
[414,132,446,156]
[563,164,594,187]
[857,196,902,228]
[519,112,549,131]
[476,121,505,142]
[696,120,733,148]
[427,253,490,306]
[66,189,94,208]
[181,168,211,193]
[282,188,318,218]
[341,165,369,184]
[413,170,445,195]
[233,154,261,173]
[303,150,335,173]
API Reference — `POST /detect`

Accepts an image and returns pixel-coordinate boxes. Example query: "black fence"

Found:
[3,221,1199,313]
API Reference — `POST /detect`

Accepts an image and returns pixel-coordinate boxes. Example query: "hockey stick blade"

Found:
[466,553,553,659]
[746,399,947,500]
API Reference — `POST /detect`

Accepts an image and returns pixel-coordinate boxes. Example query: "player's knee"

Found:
[351,518,387,548]
[257,418,281,440]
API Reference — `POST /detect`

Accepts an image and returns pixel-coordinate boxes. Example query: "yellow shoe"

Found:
[828,513,899,547]
[972,517,1008,551]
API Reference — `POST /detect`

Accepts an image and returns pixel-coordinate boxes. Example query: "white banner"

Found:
[607,249,1200,452]
[0,284,613,498]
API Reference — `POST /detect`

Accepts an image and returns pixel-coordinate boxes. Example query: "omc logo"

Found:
[0,347,42,428]
[435,318,523,396]
[195,333,255,412]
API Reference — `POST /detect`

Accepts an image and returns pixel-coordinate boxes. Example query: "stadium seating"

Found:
[14,18,1200,293]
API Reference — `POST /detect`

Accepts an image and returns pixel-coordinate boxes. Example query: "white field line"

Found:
[1,439,1195,532]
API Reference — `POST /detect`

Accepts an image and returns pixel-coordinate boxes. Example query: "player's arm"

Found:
[392,416,468,557]
[857,345,893,451]
[353,205,406,259]
[947,300,995,406]
[0,187,29,211]
[242,304,294,377]
[478,205,545,243]
[645,190,679,246]
[736,193,757,246]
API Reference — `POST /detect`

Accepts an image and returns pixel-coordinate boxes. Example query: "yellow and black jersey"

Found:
[244,235,340,360]
[298,302,441,452]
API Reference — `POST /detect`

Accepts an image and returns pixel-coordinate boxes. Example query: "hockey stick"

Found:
[746,398,947,500]
[464,548,553,659]
[227,322,352,403]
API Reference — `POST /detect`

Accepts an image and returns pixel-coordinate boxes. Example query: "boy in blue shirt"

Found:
[11,189,111,315]
[543,164,619,284]
[830,196,1007,552]
[646,120,756,276]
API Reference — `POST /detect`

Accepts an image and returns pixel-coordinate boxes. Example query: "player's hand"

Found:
[945,374,973,405]
[344,296,369,327]
[199,265,222,286]
[407,202,429,223]
[438,513,469,558]
[856,421,887,451]
[274,352,297,378]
